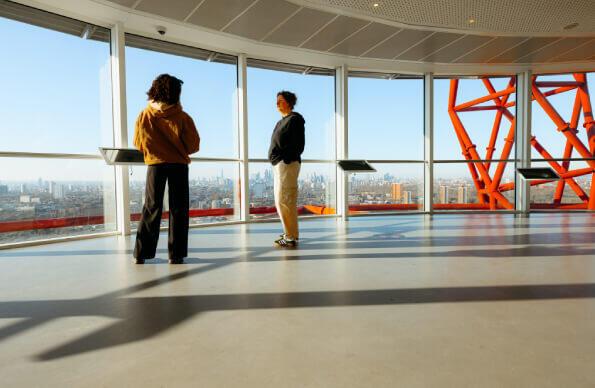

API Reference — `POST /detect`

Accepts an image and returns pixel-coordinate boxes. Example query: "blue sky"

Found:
[1,16,593,182]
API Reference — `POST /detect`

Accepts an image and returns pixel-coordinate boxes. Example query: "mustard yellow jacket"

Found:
[133,102,200,165]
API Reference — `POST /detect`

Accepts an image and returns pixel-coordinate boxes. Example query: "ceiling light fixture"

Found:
[563,22,579,30]
[468,18,476,24]
[373,3,380,7]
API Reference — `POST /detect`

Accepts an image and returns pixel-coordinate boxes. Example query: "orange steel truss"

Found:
[448,73,595,210]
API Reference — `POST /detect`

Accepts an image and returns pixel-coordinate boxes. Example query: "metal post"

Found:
[424,73,434,213]
[110,22,131,235]
[515,70,532,214]
[335,64,349,220]
[237,54,250,221]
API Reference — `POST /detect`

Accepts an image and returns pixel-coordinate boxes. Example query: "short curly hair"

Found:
[147,74,184,105]
[277,90,297,109]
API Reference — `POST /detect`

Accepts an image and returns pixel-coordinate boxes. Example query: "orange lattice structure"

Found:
[448,73,595,210]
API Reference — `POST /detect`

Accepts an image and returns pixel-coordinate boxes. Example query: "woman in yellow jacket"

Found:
[133,74,200,264]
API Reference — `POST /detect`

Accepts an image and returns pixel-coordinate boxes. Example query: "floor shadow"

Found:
[1,230,593,258]
[248,245,595,262]
[0,215,594,361]
[0,282,593,361]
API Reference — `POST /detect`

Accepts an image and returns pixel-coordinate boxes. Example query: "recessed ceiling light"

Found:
[373,3,380,7]
[468,18,476,24]
[563,22,579,30]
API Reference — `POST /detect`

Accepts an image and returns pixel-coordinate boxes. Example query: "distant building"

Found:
[401,191,412,204]
[439,185,449,204]
[0,185,8,194]
[20,195,31,203]
[253,182,265,197]
[163,185,169,212]
[457,186,468,204]
[50,182,64,200]
[391,183,402,201]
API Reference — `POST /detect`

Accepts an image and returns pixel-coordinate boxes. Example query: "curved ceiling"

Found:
[100,0,595,65]
[295,0,595,35]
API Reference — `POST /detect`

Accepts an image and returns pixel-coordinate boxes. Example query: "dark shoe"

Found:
[274,237,297,248]
[134,258,145,264]
[169,258,184,264]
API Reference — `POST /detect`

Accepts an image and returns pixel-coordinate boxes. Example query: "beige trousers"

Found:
[273,161,301,240]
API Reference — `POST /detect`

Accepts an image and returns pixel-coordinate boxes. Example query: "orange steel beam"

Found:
[483,77,515,171]
[535,81,583,88]
[573,73,595,209]
[530,136,589,201]
[531,84,595,169]
[448,78,515,209]
[553,92,582,203]
[446,74,593,211]
[454,86,516,111]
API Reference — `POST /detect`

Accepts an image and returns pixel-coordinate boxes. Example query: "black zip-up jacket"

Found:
[268,112,305,166]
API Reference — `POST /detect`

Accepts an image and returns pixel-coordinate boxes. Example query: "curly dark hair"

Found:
[277,90,297,109]
[147,74,184,105]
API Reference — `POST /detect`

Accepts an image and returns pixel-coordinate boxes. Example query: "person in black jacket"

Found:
[268,90,305,248]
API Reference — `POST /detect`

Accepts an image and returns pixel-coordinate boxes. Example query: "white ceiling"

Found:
[296,0,595,35]
[98,0,595,64]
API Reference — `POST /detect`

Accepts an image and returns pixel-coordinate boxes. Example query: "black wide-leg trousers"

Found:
[134,163,189,261]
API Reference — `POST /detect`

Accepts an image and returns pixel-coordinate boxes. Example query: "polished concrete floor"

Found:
[0,214,594,387]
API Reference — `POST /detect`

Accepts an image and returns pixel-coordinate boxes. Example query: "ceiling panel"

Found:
[487,37,558,63]
[516,37,594,63]
[396,32,464,61]
[107,0,137,6]
[136,0,200,21]
[299,0,595,35]
[421,34,493,63]
[551,39,595,62]
[360,28,433,59]
[300,15,368,51]
[454,36,527,63]
[263,7,336,46]
[329,22,400,56]
[187,0,256,31]
[223,0,300,40]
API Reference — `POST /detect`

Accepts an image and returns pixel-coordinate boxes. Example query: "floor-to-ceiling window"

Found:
[347,72,424,214]
[0,3,116,245]
[125,35,240,228]
[433,76,517,211]
[247,59,336,218]
[530,72,594,211]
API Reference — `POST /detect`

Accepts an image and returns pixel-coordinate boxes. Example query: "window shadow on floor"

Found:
[0,282,594,362]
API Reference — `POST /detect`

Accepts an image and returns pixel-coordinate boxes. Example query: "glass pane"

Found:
[531,72,594,160]
[126,44,238,159]
[247,66,335,160]
[189,162,239,224]
[434,77,516,161]
[128,165,165,230]
[249,162,336,219]
[0,17,113,154]
[529,160,593,210]
[0,157,116,244]
[348,77,423,160]
[129,162,240,230]
[433,162,515,210]
[348,163,424,213]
